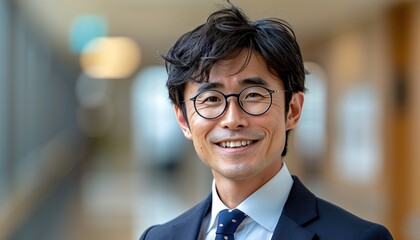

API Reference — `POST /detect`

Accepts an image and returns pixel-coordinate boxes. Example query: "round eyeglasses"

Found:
[189,86,283,119]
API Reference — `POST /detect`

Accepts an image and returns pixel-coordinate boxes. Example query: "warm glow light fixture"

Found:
[80,37,141,79]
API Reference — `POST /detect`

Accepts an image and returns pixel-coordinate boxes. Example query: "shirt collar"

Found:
[207,163,294,233]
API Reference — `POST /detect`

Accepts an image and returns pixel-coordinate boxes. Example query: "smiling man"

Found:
[140,2,393,240]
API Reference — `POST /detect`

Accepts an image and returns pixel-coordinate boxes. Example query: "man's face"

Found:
[174,50,304,184]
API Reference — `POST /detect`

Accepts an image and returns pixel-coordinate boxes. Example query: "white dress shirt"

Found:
[198,163,294,240]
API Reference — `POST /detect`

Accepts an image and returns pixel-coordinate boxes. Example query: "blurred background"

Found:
[1,0,419,239]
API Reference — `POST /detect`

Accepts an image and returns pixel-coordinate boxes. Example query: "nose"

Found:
[218,98,249,130]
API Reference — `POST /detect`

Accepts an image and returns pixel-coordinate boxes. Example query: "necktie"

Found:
[215,209,246,240]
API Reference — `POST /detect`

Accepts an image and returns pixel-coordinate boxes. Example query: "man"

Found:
[141,2,393,239]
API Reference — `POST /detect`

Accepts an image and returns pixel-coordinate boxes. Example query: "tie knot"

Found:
[215,209,246,239]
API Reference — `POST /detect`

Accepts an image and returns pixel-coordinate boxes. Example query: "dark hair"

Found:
[163,2,306,156]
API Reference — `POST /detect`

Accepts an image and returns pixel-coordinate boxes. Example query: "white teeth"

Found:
[220,140,253,148]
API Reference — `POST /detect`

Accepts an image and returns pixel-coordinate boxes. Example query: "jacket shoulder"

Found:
[286,177,393,239]
[311,197,393,239]
[140,195,211,240]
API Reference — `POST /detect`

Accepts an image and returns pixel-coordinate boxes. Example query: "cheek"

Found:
[261,125,286,160]
[263,119,284,140]
[270,101,286,119]
[192,141,205,155]
[189,116,213,148]
[260,109,287,149]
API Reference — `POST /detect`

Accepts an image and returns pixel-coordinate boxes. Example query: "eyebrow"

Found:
[196,77,269,93]
[240,77,269,87]
[196,82,224,93]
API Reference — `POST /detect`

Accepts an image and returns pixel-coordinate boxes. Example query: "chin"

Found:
[218,165,259,181]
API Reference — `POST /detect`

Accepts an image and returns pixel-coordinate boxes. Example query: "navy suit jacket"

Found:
[140,176,393,239]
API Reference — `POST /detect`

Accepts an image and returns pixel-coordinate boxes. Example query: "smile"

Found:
[219,140,253,148]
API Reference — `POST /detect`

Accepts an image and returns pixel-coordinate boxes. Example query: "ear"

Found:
[174,105,192,140]
[285,92,304,130]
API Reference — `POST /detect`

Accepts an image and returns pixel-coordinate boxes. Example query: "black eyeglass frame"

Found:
[189,85,285,119]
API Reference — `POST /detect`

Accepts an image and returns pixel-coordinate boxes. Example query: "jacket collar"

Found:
[169,176,318,240]
[271,176,319,240]
[170,194,212,240]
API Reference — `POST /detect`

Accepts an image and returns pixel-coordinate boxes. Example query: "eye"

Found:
[245,92,264,99]
[195,91,223,105]
[241,86,270,102]
[243,91,266,102]
[203,96,221,103]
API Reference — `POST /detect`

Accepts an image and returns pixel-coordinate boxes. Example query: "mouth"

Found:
[218,140,255,148]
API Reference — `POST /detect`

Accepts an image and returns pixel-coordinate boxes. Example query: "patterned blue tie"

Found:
[215,209,246,240]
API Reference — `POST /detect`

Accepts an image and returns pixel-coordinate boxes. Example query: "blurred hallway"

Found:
[1,0,420,239]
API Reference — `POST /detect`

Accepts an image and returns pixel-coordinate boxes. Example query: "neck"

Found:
[214,161,283,209]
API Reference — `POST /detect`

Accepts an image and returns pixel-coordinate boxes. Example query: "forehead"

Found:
[183,50,282,96]
[208,50,274,81]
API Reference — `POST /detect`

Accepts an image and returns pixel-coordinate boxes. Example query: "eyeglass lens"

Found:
[193,86,274,119]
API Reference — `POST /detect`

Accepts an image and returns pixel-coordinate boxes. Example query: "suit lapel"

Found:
[171,194,212,240]
[271,176,318,240]
[169,177,318,240]
[272,215,316,240]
